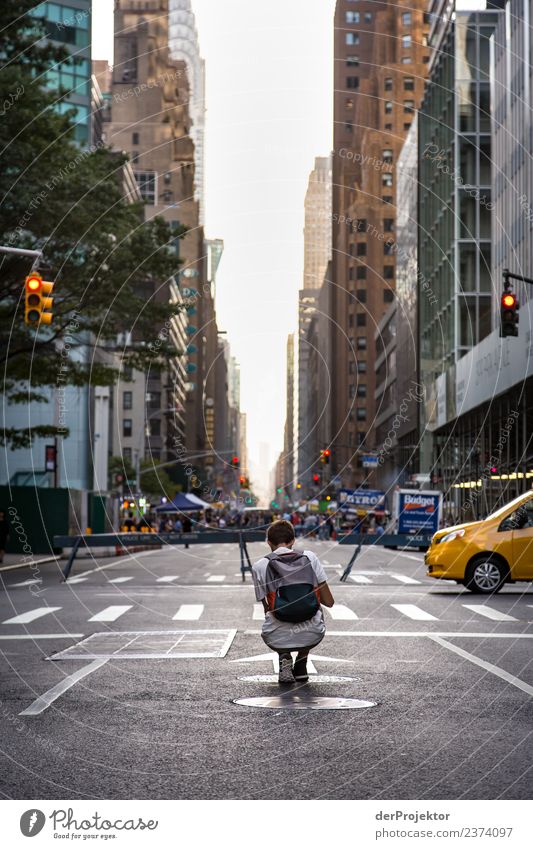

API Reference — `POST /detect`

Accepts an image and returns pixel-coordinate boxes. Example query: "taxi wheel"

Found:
[465,556,507,593]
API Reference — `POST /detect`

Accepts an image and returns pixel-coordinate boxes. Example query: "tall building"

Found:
[303,156,332,290]
[169,0,206,223]
[329,0,430,489]
[420,0,533,517]
[283,334,295,493]
[110,0,202,480]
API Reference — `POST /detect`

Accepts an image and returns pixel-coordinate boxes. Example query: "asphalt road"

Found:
[0,539,531,800]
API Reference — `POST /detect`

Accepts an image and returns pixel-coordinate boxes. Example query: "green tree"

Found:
[140,460,180,501]
[0,1,186,448]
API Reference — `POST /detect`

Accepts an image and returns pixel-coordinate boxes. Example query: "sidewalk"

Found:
[0,553,59,572]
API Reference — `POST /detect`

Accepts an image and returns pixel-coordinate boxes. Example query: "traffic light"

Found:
[231,455,240,468]
[313,473,320,484]
[25,272,54,326]
[320,449,331,465]
[500,273,519,338]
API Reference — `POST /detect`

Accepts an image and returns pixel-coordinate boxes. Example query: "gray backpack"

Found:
[264,551,320,623]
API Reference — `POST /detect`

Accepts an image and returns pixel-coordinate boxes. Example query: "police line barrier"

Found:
[337,533,432,582]
[54,531,267,583]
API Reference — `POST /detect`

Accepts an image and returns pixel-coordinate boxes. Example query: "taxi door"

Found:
[511,499,533,579]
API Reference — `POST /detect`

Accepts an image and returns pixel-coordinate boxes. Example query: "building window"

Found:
[346,55,359,66]
[345,122,353,132]
[356,289,366,302]
[349,266,357,280]
[382,148,393,164]
[134,171,156,205]
[423,55,430,63]
[357,384,367,397]
[401,56,412,64]
[422,33,429,46]
[148,391,161,409]
[349,360,356,374]
[402,12,412,26]
[402,35,411,49]
[123,447,132,461]
[356,218,367,231]
[346,11,360,23]
[357,406,367,421]
[384,241,394,255]
[364,12,372,23]
[384,77,393,91]
[357,361,367,373]
[384,290,394,302]
[382,195,393,204]
[356,313,366,326]
[122,365,133,380]
[356,242,367,256]
[346,33,360,45]
[403,123,411,131]
[123,391,132,410]
[346,76,359,89]
[383,266,394,279]
[150,418,161,437]
[357,336,367,350]
[384,123,392,130]
[132,132,139,145]
[356,266,367,279]
[383,218,394,231]
[404,99,415,113]
[382,173,393,187]
[345,98,354,108]
[384,100,393,113]
[403,77,414,91]
[123,419,132,438]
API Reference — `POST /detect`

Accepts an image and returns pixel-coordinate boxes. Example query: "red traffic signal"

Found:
[313,473,320,483]
[231,456,240,468]
[500,290,519,338]
[320,449,331,464]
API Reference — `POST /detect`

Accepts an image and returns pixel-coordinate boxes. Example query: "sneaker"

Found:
[293,658,309,682]
[278,655,295,684]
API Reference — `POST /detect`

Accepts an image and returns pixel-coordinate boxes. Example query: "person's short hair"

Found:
[267,519,295,547]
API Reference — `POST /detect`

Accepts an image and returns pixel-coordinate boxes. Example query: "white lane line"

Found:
[68,576,89,584]
[326,604,358,621]
[253,604,264,620]
[67,548,165,581]
[9,579,42,587]
[206,575,225,582]
[19,659,108,716]
[0,633,84,640]
[391,604,438,621]
[2,607,62,625]
[108,577,133,584]
[429,635,533,697]
[462,604,517,622]
[390,574,421,585]
[88,605,132,623]
[173,604,204,620]
[156,576,179,583]
[347,574,372,584]
[394,552,425,561]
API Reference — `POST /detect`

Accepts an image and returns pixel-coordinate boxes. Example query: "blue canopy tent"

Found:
[154,492,204,512]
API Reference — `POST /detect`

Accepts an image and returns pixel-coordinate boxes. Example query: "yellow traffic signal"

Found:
[25,272,54,326]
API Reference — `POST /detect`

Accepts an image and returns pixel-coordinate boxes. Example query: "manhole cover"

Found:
[48,629,237,660]
[232,695,377,710]
[237,675,359,684]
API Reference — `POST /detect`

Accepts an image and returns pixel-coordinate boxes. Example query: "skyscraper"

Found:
[303,156,332,290]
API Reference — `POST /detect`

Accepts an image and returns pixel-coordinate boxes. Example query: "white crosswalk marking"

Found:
[3,607,62,625]
[253,603,264,620]
[391,604,438,621]
[108,577,133,584]
[68,576,89,584]
[173,604,204,620]
[156,576,179,583]
[88,605,132,622]
[206,575,225,582]
[390,574,421,585]
[462,604,517,622]
[326,604,358,620]
[347,574,372,584]
[10,579,41,587]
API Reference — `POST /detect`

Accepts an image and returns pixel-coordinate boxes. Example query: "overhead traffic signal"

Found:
[313,473,320,484]
[320,449,331,465]
[231,455,240,468]
[500,290,519,338]
[25,272,54,326]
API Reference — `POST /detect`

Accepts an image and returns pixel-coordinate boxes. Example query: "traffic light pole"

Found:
[0,245,43,259]
[503,269,533,287]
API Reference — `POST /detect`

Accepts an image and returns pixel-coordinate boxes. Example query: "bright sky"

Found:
[92,0,335,496]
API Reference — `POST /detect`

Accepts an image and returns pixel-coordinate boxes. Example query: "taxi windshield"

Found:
[485,492,533,522]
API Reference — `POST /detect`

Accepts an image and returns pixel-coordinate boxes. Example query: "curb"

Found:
[0,556,59,573]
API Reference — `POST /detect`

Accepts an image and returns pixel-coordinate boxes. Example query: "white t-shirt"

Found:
[252,546,328,649]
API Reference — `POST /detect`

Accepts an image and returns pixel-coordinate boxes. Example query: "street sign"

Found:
[393,489,442,536]
[362,455,379,468]
[338,488,386,510]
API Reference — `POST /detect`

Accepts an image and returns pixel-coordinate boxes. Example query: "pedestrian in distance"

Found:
[252,519,335,685]
[182,514,192,548]
[0,510,10,563]
[124,512,136,532]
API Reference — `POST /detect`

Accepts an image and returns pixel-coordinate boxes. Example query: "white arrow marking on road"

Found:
[3,607,62,625]
[230,653,354,674]
[19,658,108,716]
[462,604,517,622]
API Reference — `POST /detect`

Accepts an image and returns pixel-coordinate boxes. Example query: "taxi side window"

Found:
[499,500,533,531]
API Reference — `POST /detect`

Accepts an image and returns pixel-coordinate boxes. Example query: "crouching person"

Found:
[252,519,335,684]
